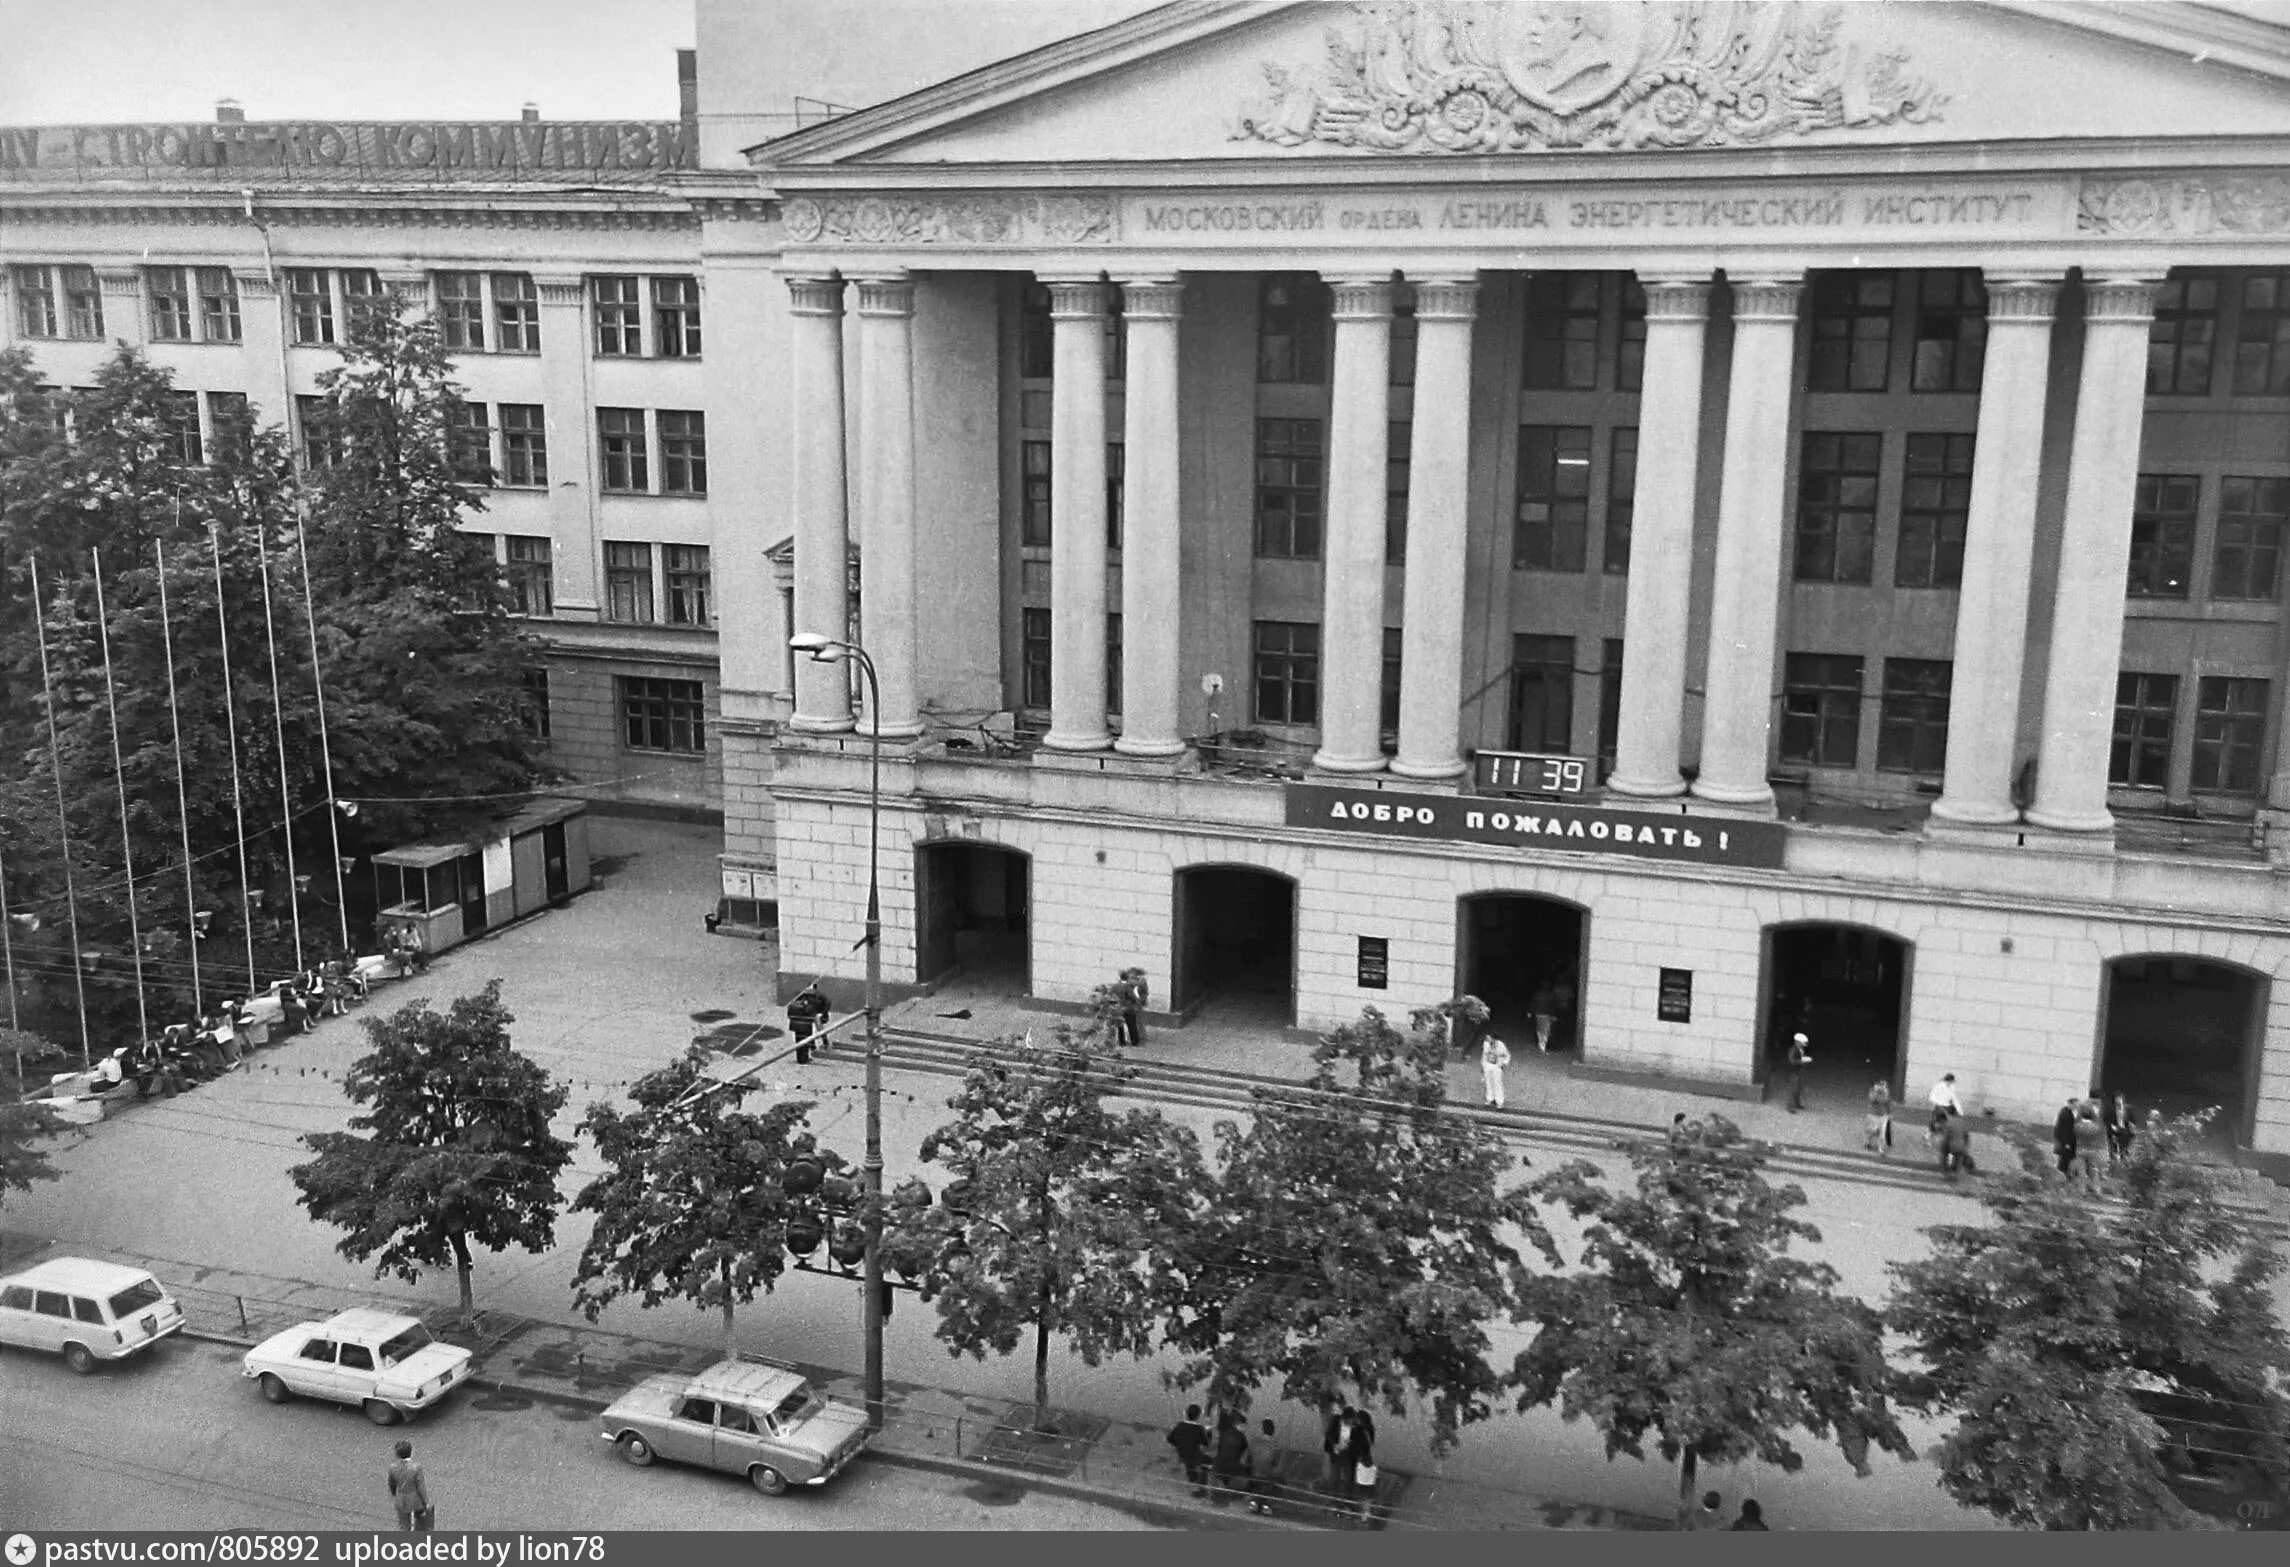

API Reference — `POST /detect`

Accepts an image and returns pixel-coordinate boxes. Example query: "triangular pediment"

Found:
[752,0,2290,174]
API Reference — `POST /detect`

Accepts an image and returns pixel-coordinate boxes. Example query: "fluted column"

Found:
[1115,277,1185,757]
[532,274,602,617]
[1932,276,2062,826]
[1606,276,1713,798]
[2029,277,2163,833]
[853,274,923,739]
[1392,275,1478,779]
[786,273,854,732]
[1042,276,1113,752]
[1692,276,1804,809]
[1313,275,1395,774]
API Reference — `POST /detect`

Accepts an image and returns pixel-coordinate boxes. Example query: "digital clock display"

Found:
[1473,749,1590,797]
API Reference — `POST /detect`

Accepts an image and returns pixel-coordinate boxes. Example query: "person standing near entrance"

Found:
[2103,1092,2136,1162]
[1864,1079,1893,1155]
[786,981,829,1065]
[2072,1102,2108,1192]
[1118,968,1148,1049]
[1480,1031,1513,1109]
[1786,1032,1812,1112]
[1529,980,1558,1054]
[2053,1095,2081,1175]
[1448,994,1489,1062]
[1927,1072,1964,1145]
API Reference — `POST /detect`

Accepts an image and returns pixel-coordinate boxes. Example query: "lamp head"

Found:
[788,631,847,664]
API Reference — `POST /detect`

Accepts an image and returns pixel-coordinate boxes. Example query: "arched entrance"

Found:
[1456,893,1587,1055]
[2099,956,2266,1149]
[914,843,1029,992]
[1760,924,1910,1110]
[1171,866,1295,1026]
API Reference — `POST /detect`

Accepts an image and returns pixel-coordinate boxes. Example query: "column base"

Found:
[1604,770,1688,800]
[1041,728,1114,753]
[854,718,924,741]
[787,714,857,735]
[1388,755,1465,780]
[1928,794,2020,828]
[2024,806,2115,835]
[1311,750,1389,775]
[1688,779,1775,811]
[1114,735,1187,759]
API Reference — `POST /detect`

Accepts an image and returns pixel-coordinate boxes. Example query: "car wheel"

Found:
[364,1399,402,1427]
[749,1464,789,1498]
[259,1373,290,1405]
[62,1342,98,1376]
[616,1433,655,1468]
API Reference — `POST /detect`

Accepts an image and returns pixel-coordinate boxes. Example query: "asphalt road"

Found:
[0,1333,1156,1531]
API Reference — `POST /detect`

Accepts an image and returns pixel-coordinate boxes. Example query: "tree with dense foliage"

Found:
[0,1025,63,1207]
[292,983,571,1327]
[1166,1004,1551,1454]
[1515,1114,1912,1525]
[572,1046,830,1357]
[1888,1114,2290,1530]
[889,984,1206,1431]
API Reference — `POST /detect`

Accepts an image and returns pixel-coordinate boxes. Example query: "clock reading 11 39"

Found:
[1474,749,1589,797]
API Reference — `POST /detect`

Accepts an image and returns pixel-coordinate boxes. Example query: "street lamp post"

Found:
[789,631,886,1433]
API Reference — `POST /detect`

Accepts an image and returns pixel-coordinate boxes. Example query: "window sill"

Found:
[601,491,710,501]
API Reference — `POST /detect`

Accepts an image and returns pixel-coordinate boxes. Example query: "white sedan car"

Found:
[242,1307,473,1425]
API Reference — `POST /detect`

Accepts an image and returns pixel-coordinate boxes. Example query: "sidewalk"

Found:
[0,1230,1663,1533]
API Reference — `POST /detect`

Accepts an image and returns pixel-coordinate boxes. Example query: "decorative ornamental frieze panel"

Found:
[780,193,1118,246]
[2077,175,2290,237]
[1235,1,1944,154]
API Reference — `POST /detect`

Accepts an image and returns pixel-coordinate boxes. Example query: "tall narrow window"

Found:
[295,395,340,470]
[1388,291,1418,388]
[14,266,57,339]
[1603,427,1638,575]
[2111,671,2177,788]
[2193,676,2268,794]
[1807,272,1893,392]
[1895,432,1974,588]
[1253,621,1320,725]
[499,404,547,487]
[492,272,539,353]
[2147,273,2220,396]
[162,391,203,465]
[148,267,192,341]
[665,544,712,626]
[2233,271,2290,395]
[520,668,551,740]
[1020,607,1052,709]
[196,267,240,342]
[341,269,384,336]
[2127,474,2199,598]
[592,276,642,356]
[1521,272,1600,391]
[1513,425,1592,571]
[1877,658,1952,773]
[1794,432,1883,584]
[1254,418,1324,559]
[437,272,486,351]
[1385,420,1410,564]
[2214,476,2289,601]
[1912,269,1987,392]
[1780,653,1865,767]
[1019,439,1052,547]
[604,541,655,623]
[1507,634,1575,751]
[207,392,251,463]
[1256,275,1329,385]
[504,536,553,617]
[653,276,702,358]
[658,410,707,495]
[287,268,334,345]
[1616,277,1647,392]
[598,408,649,493]
[62,266,103,339]
[1106,440,1124,551]
[1380,626,1402,737]
[447,402,492,484]
[1107,613,1123,713]
[1018,283,1054,379]
[1597,638,1624,775]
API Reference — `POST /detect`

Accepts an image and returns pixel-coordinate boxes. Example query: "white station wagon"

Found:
[242,1307,473,1425]
[0,1257,185,1373]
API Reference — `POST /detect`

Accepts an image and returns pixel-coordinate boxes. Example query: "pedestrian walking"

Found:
[1786,1032,1811,1112]
[1343,1408,1378,1521]
[1691,1489,1727,1530]
[1863,1079,1893,1155]
[2104,1092,2136,1161]
[1937,1110,1976,1180]
[1668,1111,1690,1147]
[2073,1103,2108,1193]
[1529,980,1558,1054]
[1730,1498,1770,1531]
[386,1439,432,1532]
[1926,1072,1963,1145]
[2053,1094,2081,1176]
[1322,1402,1355,1493]
[1247,1419,1281,1516]
[786,981,829,1065]
[1480,1032,1513,1109]
[1118,968,1148,1049]
[1551,974,1576,1052]
[1166,1404,1211,1497]
[1210,1408,1251,1505]
[1448,994,1489,1063]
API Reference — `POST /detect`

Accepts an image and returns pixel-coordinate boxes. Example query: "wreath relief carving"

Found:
[1235,1,1945,154]
[777,193,1119,245]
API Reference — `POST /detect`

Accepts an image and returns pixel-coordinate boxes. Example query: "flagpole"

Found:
[155,539,204,1015]
[292,518,350,956]
[210,525,258,996]
[255,541,304,973]
[91,549,150,1047]
[28,556,93,1069]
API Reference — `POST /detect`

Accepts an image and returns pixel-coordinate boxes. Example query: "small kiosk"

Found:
[373,797,590,958]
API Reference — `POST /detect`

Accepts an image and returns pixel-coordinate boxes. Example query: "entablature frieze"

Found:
[0,197,711,234]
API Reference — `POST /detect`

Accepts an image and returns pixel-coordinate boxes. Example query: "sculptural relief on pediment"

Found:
[1234,1,1945,155]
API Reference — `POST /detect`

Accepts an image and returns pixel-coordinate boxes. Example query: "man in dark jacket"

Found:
[1210,1409,1251,1504]
[786,982,829,1065]
[2053,1095,2081,1175]
[1166,1405,1210,1497]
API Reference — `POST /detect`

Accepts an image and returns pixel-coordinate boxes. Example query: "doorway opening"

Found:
[1456,894,1586,1055]
[1760,924,1909,1111]
[913,843,1030,993]
[1171,866,1295,1027]
[2100,956,2265,1150]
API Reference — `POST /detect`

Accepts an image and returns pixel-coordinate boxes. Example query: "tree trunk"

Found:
[451,1231,475,1329]
[721,1259,737,1360]
[1033,1309,1051,1433]
[1677,1448,1698,1530]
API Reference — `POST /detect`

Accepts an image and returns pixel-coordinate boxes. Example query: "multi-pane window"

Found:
[1597,638,1624,774]
[598,408,649,493]
[665,544,712,626]
[1389,293,1418,388]
[2214,477,2290,600]
[504,536,553,617]
[1795,432,1883,584]
[2128,474,2199,598]
[1254,418,1324,559]
[2148,274,2220,396]
[448,402,492,484]
[493,273,539,353]
[499,404,547,487]
[295,395,341,470]
[1106,440,1125,551]
[620,676,705,753]
[2193,676,2268,794]
[1253,620,1320,725]
[197,267,240,342]
[341,269,384,336]
[1107,613,1123,713]
[162,391,203,465]
[1807,272,1894,392]
[148,267,193,341]
[520,668,551,740]
[605,541,655,623]
[1507,634,1575,752]
[1895,432,1974,588]
[1617,278,1647,392]
[62,266,102,339]
[2111,671,2177,788]
[1781,653,1865,767]
[1514,425,1591,571]
[1876,658,1952,774]
[1603,427,1638,575]
[208,392,251,463]
[287,268,334,345]
[1020,607,1052,708]
[14,266,58,338]
[2234,272,2290,395]
[437,272,486,350]
[1386,420,1410,564]
[659,410,707,495]
[1256,275,1329,384]
[593,276,642,356]
[1522,272,1601,391]
[1020,439,1052,546]
[653,276,702,358]
[1911,270,1987,392]
[1380,626,1402,736]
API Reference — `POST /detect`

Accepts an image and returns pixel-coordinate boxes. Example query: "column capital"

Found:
[784,274,846,317]
[1642,277,1712,321]
[1117,277,1184,320]
[533,274,588,307]
[1327,277,1395,319]
[1728,276,1803,321]
[2084,275,2163,323]
[1985,276,2062,322]
[232,269,279,300]
[1045,277,1108,318]
[94,268,143,297]
[1407,276,1479,320]
[852,275,916,317]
